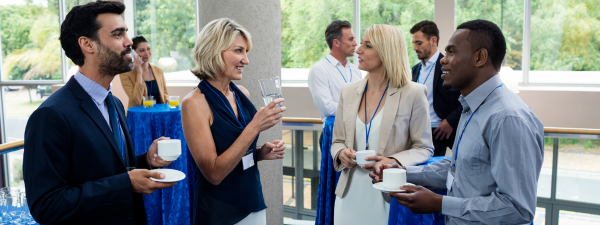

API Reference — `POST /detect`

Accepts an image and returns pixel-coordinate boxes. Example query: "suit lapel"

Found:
[377,86,401,155]
[67,77,125,168]
[413,63,422,82]
[346,80,367,150]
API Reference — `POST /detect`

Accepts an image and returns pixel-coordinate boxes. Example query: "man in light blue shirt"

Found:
[371,20,544,224]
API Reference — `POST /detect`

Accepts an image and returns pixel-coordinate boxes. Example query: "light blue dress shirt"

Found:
[406,75,544,224]
[417,50,443,127]
[74,71,112,130]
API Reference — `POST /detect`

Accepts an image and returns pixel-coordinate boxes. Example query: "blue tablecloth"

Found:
[388,156,448,225]
[127,104,194,225]
[315,116,340,225]
[315,116,449,225]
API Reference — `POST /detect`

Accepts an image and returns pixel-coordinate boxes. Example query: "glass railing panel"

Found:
[556,138,600,205]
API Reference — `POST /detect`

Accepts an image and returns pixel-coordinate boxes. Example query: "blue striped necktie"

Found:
[105,92,125,164]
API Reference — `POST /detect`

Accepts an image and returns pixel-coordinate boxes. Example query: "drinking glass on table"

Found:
[143,95,154,108]
[258,76,282,107]
[169,96,180,108]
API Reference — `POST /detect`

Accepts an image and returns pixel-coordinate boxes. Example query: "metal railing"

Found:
[3,123,600,224]
[0,140,24,155]
[281,118,600,224]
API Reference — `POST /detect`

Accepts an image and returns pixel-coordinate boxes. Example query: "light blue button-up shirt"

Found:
[406,75,544,224]
[74,71,113,130]
[417,50,443,127]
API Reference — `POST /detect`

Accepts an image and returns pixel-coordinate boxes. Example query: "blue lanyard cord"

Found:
[452,83,504,168]
[364,83,388,150]
[417,61,436,85]
[325,57,352,83]
[114,108,125,161]
[204,82,246,128]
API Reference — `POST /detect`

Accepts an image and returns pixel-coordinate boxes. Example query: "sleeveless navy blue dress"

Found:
[193,80,266,225]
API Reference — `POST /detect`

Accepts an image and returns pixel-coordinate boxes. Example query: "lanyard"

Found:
[204,82,247,129]
[325,57,352,83]
[364,83,388,150]
[417,61,436,85]
[451,83,504,170]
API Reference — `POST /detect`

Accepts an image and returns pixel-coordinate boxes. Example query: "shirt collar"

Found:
[326,53,347,67]
[460,75,503,113]
[74,71,111,104]
[421,50,441,67]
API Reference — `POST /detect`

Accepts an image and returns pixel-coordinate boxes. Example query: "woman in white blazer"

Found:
[331,24,434,225]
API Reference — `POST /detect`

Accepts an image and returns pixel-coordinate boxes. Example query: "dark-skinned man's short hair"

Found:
[325,20,352,49]
[410,20,439,46]
[456,19,506,70]
[59,1,126,66]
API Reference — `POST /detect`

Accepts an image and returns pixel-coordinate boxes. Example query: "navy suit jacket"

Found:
[411,53,463,131]
[23,77,149,225]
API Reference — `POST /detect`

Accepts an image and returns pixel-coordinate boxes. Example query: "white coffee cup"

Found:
[157,139,182,161]
[352,150,376,165]
[383,168,407,189]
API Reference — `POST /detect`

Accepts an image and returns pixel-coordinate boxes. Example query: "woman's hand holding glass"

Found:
[258,140,285,160]
[248,98,286,133]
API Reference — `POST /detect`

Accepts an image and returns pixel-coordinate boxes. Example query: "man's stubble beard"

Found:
[97,41,134,77]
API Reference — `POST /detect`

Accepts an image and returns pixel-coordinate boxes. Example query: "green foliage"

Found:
[281,0,353,68]
[456,0,524,70]
[361,0,434,67]
[0,4,46,58]
[134,0,196,72]
[283,0,600,72]
[530,0,600,71]
[584,140,597,149]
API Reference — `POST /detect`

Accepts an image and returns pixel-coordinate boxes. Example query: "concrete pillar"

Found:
[197,1,283,224]
[434,0,455,52]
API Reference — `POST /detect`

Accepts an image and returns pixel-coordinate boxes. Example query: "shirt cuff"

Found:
[405,166,423,185]
[442,195,463,218]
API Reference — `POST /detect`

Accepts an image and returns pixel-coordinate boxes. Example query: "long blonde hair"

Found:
[190,18,252,80]
[365,24,411,88]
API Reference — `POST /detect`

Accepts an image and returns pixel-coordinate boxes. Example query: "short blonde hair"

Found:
[365,24,411,88]
[191,18,252,80]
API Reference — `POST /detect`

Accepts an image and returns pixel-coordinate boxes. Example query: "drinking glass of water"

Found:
[258,76,282,107]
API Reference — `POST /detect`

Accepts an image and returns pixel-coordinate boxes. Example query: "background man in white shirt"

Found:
[308,20,363,146]
[410,21,462,156]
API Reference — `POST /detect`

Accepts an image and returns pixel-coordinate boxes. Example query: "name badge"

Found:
[446,170,454,191]
[242,148,255,170]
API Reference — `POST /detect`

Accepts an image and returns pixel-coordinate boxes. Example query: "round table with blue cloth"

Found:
[127,104,195,225]
[315,116,448,225]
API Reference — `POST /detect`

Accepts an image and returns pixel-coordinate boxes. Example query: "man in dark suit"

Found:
[410,21,462,156]
[23,2,176,224]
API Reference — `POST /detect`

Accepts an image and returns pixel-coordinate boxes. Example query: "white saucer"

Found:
[150,169,186,182]
[372,182,415,193]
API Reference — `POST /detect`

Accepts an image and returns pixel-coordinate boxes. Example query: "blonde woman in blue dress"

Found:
[331,24,434,224]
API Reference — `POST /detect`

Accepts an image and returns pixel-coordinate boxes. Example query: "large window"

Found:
[1,0,62,82]
[361,0,434,67]
[133,0,197,81]
[529,0,600,84]
[456,0,524,83]
[281,0,353,69]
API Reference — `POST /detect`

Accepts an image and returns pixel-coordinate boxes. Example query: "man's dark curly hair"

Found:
[456,19,506,70]
[59,1,126,66]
